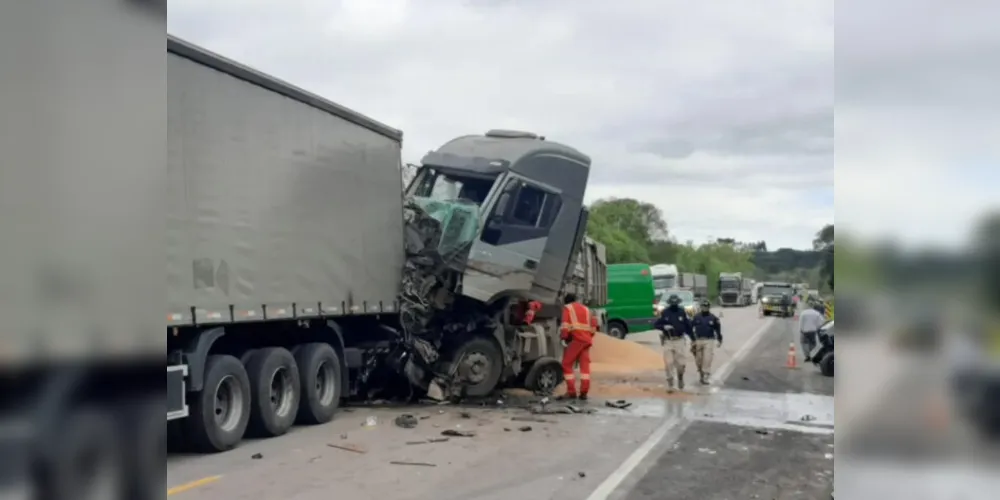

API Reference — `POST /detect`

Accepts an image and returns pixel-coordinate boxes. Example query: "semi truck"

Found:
[650,263,678,298]
[165,36,601,455]
[718,272,754,306]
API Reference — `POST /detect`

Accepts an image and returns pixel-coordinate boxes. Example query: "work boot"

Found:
[557,394,577,401]
[677,373,685,390]
[665,378,675,394]
[699,373,708,385]
[578,394,588,401]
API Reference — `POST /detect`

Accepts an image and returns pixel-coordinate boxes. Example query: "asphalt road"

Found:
[166,305,790,500]
[602,307,836,500]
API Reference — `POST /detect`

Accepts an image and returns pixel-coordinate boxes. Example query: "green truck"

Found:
[604,263,658,338]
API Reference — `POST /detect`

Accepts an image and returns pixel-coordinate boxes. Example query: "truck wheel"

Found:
[185,354,251,453]
[246,347,301,437]
[292,343,342,425]
[452,337,504,397]
[41,407,124,500]
[524,357,564,394]
[819,352,834,377]
[607,320,627,339]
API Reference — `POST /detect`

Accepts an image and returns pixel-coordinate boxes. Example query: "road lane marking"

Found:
[167,475,222,496]
[585,317,776,500]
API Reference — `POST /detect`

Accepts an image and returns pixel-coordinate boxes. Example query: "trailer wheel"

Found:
[819,352,834,377]
[292,343,342,425]
[246,347,301,437]
[452,337,504,397]
[524,357,564,394]
[185,354,251,453]
[607,320,627,339]
[40,407,124,500]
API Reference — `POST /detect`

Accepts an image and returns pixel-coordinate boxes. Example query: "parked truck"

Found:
[650,263,679,298]
[718,272,743,306]
[165,36,601,455]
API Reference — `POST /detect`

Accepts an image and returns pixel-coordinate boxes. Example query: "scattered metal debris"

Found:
[441,429,476,437]
[800,414,816,422]
[754,429,770,435]
[605,400,632,410]
[251,453,263,460]
[577,472,586,478]
[390,461,436,467]
[395,414,419,428]
[327,443,368,454]
[429,437,449,443]
[363,416,378,428]
[518,426,532,432]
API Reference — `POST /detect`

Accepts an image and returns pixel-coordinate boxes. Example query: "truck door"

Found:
[462,174,562,303]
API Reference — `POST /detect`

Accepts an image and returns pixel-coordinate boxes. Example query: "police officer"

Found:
[690,298,722,385]
[780,292,792,317]
[654,294,694,392]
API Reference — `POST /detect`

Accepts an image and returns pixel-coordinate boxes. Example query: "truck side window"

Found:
[510,185,546,226]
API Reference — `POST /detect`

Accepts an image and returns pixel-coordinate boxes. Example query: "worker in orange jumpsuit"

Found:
[559,293,599,401]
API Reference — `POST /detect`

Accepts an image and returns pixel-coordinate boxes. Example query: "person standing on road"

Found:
[559,293,598,401]
[654,294,694,392]
[690,298,722,385]
[798,303,826,362]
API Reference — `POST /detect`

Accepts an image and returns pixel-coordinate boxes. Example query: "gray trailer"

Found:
[565,236,608,330]
[692,274,708,299]
[167,36,596,454]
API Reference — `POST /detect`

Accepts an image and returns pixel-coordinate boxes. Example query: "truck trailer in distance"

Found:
[166,36,600,454]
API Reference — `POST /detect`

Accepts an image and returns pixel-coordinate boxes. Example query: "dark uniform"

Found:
[690,299,723,384]
[654,294,694,391]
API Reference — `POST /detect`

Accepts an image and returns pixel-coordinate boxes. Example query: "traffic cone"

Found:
[786,343,797,368]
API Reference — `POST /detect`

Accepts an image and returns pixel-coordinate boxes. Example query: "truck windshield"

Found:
[761,285,792,296]
[720,280,739,289]
[653,276,675,290]
[410,168,494,205]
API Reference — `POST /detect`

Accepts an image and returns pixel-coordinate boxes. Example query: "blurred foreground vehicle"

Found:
[163,36,607,455]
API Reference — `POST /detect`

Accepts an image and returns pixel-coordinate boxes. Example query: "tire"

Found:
[292,343,342,425]
[245,347,301,437]
[524,357,564,394]
[819,352,834,377]
[451,337,504,397]
[184,354,251,453]
[607,320,628,339]
[40,407,125,500]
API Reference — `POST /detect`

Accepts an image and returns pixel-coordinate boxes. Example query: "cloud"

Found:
[835,0,1000,249]
[168,0,833,250]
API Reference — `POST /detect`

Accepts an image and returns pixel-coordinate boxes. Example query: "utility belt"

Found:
[660,332,687,341]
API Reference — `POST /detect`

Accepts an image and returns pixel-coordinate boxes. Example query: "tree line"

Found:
[586,198,834,296]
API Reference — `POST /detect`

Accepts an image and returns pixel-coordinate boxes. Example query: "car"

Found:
[655,290,698,318]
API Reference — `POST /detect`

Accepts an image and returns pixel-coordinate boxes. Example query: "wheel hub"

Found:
[461,351,490,384]
[269,367,294,417]
[214,375,243,432]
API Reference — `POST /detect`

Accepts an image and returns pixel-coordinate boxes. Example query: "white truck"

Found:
[718,272,752,306]
[650,263,678,298]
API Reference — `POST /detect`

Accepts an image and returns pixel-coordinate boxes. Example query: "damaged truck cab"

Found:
[399,129,593,399]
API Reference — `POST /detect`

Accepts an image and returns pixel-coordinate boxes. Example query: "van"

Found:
[604,263,657,339]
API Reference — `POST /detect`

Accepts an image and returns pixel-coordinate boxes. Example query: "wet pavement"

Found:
[600,311,836,500]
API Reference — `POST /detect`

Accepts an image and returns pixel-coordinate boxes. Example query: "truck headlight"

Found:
[762,297,769,303]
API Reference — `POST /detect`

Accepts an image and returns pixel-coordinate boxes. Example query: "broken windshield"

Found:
[410,168,495,205]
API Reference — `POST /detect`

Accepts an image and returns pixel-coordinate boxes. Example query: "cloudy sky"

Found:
[167,0,835,249]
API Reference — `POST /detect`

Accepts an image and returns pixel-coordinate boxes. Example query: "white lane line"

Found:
[584,317,776,500]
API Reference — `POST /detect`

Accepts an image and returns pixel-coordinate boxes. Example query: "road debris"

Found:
[395,414,419,428]
[251,453,263,460]
[441,429,476,438]
[518,426,533,432]
[800,414,816,422]
[503,428,511,432]
[605,400,632,410]
[363,416,378,428]
[327,443,368,454]
[406,437,450,445]
[578,472,586,478]
[459,411,472,419]
[754,429,770,435]
[511,416,554,424]
[390,461,436,467]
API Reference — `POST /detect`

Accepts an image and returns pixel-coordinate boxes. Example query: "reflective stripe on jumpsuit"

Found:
[561,302,597,397]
